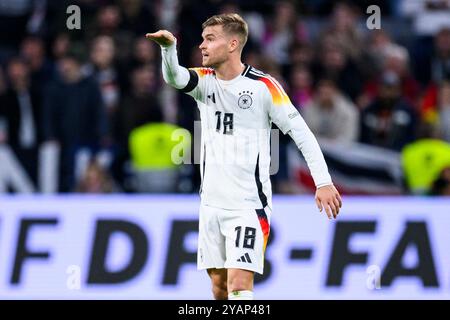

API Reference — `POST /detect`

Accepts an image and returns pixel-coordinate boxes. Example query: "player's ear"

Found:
[229,38,239,53]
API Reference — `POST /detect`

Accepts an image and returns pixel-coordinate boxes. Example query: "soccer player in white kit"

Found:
[146,13,342,300]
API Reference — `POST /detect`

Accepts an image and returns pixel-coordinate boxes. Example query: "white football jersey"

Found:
[180,64,305,209]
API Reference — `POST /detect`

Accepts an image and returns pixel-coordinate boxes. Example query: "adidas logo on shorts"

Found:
[237,253,252,263]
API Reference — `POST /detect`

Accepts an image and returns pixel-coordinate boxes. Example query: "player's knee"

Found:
[212,282,228,300]
[227,273,253,292]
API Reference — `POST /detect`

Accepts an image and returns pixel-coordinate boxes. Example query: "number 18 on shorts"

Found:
[197,203,271,274]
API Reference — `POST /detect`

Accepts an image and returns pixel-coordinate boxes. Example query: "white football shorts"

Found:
[197,203,271,275]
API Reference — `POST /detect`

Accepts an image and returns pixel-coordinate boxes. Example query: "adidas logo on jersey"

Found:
[207,92,216,103]
[237,253,252,263]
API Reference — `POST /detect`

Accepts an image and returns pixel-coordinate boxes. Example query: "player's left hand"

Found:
[315,184,342,220]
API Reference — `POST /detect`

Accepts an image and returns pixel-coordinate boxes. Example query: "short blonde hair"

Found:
[202,13,248,49]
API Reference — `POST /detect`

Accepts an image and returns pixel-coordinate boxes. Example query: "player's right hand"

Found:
[145,30,176,47]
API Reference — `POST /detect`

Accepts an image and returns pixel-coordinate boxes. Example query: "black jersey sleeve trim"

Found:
[181,69,199,93]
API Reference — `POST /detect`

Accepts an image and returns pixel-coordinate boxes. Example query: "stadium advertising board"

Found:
[0,195,449,299]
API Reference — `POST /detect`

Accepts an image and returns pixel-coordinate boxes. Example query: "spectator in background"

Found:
[113,65,161,188]
[263,0,305,67]
[116,65,160,145]
[20,36,54,100]
[289,65,313,109]
[421,80,450,142]
[414,26,450,86]
[436,80,450,142]
[83,35,121,140]
[75,159,118,193]
[431,27,450,84]
[360,71,417,151]
[418,28,450,123]
[282,41,314,84]
[366,29,395,73]
[118,37,158,92]
[90,5,121,37]
[43,53,108,192]
[319,2,364,63]
[303,78,359,143]
[130,37,158,68]
[313,38,363,101]
[87,5,133,62]
[288,42,314,68]
[51,32,71,61]
[383,46,419,107]
[362,44,420,109]
[0,57,42,183]
[117,0,157,36]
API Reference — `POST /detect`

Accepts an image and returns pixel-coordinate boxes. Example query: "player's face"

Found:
[199,25,230,68]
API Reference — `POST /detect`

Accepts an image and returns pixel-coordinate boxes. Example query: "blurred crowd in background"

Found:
[0,0,450,196]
